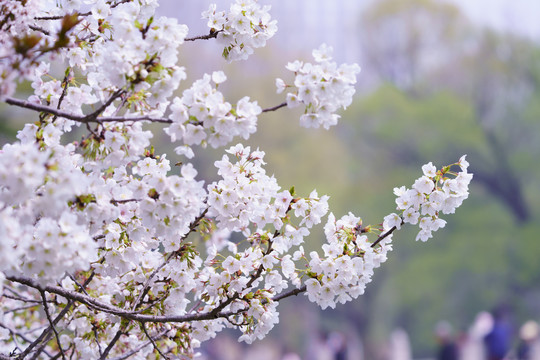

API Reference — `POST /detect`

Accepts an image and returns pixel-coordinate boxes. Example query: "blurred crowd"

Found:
[432,308,540,360]
[197,307,540,360]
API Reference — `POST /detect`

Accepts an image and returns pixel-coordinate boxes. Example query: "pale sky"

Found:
[450,0,540,39]
[159,0,540,65]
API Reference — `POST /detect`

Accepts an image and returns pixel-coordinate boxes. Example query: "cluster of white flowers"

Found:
[385,156,473,242]
[207,144,283,232]
[0,142,49,205]
[0,0,42,97]
[303,213,392,309]
[0,208,28,287]
[164,72,261,156]
[207,144,329,235]
[74,0,188,111]
[276,44,361,129]
[202,0,277,61]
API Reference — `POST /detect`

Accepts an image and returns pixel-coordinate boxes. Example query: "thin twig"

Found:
[370,220,403,249]
[98,330,123,360]
[16,270,97,359]
[34,0,131,21]
[271,285,307,302]
[141,323,169,359]
[52,69,73,123]
[3,303,40,314]
[1,293,43,304]
[262,102,287,113]
[5,97,171,124]
[29,25,51,36]
[67,274,89,296]
[108,330,168,360]
[0,322,54,358]
[110,198,140,205]
[39,290,66,360]
[185,30,221,42]
[209,236,276,317]
[93,327,104,358]
[131,208,208,312]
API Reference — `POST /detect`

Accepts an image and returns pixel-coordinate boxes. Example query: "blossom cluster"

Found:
[207,144,330,234]
[384,156,473,242]
[202,0,278,61]
[164,72,262,156]
[66,0,189,112]
[276,44,361,129]
[304,212,392,309]
[0,0,42,97]
[0,142,98,281]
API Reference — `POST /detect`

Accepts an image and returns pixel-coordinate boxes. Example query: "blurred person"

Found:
[517,321,540,360]
[484,306,513,360]
[460,311,493,360]
[281,350,302,360]
[306,331,333,360]
[389,328,412,360]
[434,321,459,360]
[327,331,347,360]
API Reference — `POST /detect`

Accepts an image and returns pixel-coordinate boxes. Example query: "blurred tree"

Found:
[340,2,540,356]
[360,0,468,88]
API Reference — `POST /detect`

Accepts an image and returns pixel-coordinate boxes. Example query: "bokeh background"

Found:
[2,0,540,359]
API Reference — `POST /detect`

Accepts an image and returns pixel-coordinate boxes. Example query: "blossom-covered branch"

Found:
[0,0,472,358]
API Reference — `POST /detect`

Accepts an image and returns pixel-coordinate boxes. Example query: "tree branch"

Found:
[39,291,66,360]
[370,221,403,249]
[33,0,131,21]
[98,330,123,360]
[140,323,169,360]
[0,322,53,359]
[185,31,221,42]
[131,208,209,312]
[28,25,51,36]
[271,285,307,302]
[262,102,287,113]
[5,273,275,325]
[4,96,171,124]
[16,270,97,359]
[107,330,168,360]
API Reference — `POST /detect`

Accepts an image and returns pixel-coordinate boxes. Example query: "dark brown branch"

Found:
[110,198,140,205]
[52,69,73,123]
[271,285,307,302]
[39,291,66,360]
[29,25,51,36]
[131,208,209,312]
[262,102,287,113]
[6,274,254,324]
[93,327,104,358]
[208,235,276,318]
[4,97,172,124]
[140,323,168,360]
[370,220,403,249]
[3,304,40,314]
[86,88,126,122]
[0,322,54,358]
[2,292,43,304]
[17,270,97,359]
[34,0,131,21]
[98,330,123,360]
[185,30,221,42]
[108,330,168,360]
